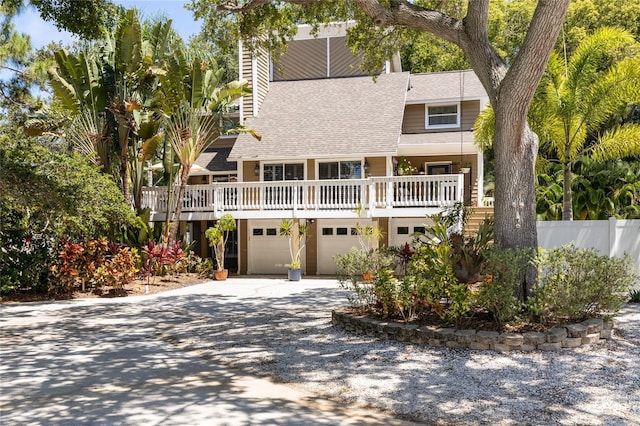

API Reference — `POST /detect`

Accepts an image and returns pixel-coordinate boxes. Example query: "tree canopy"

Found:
[3,0,119,39]
[475,27,640,220]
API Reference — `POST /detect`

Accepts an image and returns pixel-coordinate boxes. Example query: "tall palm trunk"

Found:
[562,157,574,221]
[167,166,190,244]
[120,140,131,207]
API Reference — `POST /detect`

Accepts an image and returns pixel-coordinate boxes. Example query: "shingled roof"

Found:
[195,147,236,173]
[406,70,486,103]
[229,72,410,160]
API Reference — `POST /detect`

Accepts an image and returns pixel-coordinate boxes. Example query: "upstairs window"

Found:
[263,163,304,181]
[426,103,460,129]
[319,161,362,180]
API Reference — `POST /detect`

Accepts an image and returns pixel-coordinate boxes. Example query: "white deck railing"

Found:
[142,174,464,216]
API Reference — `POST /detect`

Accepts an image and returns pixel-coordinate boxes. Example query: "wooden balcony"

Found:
[142,174,464,220]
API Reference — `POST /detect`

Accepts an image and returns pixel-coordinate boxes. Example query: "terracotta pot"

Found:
[362,271,374,283]
[214,269,228,281]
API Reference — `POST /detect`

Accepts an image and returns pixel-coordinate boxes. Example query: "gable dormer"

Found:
[402,70,489,134]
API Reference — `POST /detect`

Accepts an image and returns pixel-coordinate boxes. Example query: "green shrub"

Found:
[534,245,635,322]
[373,268,405,318]
[336,247,395,311]
[628,288,640,303]
[336,247,371,283]
[476,247,535,327]
[0,218,53,295]
[406,243,470,324]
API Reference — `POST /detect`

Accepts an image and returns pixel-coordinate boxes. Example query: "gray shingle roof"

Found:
[230,72,410,160]
[406,70,486,103]
[195,147,237,173]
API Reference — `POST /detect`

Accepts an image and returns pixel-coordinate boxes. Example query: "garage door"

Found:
[247,219,304,274]
[388,217,434,248]
[316,219,364,275]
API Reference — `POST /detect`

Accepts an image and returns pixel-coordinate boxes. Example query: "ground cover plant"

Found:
[337,208,637,331]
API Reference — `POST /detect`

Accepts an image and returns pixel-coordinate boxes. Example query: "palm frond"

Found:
[589,124,640,162]
[566,27,636,97]
[581,56,640,132]
[472,105,494,151]
[165,104,221,171]
[65,110,107,166]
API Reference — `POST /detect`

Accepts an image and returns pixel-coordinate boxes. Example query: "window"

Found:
[262,162,304,206]
[263,163,304,181]
[319,161,362,180]
[426,103,459,128]
[253,228,264,236]
[266,228,277,236]
[427,163,452,175]
[322,228,333,236]
[336,227,348,235]
[414,226,425,234]
[397,226,409,235]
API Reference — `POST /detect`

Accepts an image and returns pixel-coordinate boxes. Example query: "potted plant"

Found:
[205,213,236,281]
[335,247,372,284]
[459,161,472,174]
[279,219,308,281]
[396,157,417,176]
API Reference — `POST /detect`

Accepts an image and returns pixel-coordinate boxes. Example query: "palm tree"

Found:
[161,54,256,244]
[475,27,640,220]
[49,9,178,211]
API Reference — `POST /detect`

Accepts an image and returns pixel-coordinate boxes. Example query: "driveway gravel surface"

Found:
[1,278,638,425]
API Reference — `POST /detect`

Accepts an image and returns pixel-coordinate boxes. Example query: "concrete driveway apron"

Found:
[0,278,416,425]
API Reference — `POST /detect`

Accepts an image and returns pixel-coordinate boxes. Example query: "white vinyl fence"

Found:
[537,218,640,286]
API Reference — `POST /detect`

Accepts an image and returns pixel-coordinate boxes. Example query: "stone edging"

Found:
[331,308,618,352]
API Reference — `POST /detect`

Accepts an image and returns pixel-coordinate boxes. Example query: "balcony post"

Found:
[457,173,464,204]
[293,182,299,216]
[367,179,376,215]
[213,185,220,214]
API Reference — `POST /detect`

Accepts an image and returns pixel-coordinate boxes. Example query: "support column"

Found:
[292,218,300,268]
[371,218,380,251]
[200,220,209,258]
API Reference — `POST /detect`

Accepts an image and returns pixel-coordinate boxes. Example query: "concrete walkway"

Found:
[0,279,415,425]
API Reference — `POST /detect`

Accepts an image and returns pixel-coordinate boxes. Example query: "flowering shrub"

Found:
[141,240,186,286]
[49,239,138,296]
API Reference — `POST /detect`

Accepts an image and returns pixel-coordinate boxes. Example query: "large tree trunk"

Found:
[493,115,540,297]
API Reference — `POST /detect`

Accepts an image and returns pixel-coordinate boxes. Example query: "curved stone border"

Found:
[331,308,618,352]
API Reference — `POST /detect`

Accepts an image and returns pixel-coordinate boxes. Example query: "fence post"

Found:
[608,216,616,258]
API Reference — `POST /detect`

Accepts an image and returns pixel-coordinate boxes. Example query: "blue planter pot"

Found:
[287,268,302,281]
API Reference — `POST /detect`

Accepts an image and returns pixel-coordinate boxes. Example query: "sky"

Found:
[13,0,203,50]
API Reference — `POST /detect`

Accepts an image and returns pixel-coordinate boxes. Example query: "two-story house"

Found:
[142,23,489,276]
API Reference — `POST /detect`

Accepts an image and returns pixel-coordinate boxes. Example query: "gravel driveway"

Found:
[2,278,639,425]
